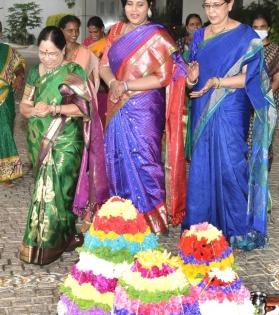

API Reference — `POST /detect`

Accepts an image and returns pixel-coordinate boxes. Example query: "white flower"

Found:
[208,267,236,282]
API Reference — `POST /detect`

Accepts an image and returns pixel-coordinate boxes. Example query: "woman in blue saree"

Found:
[100,0,187,234]
[182,0,277,250]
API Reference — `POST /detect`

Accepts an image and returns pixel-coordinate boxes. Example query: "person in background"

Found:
[86,16,108,128]
[83,16,106,49]
[182,0,277,250]
[182,14,203,61]
[180,14,203,161]
[0,21,25,187]
[59,15,99,92]
[19,26,107,265]
[100,0,188,234]
[252,12,279,170]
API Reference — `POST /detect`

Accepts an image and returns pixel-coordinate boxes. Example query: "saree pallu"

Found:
[0,43,24,182]
[88,38,108,128]
[20,63,92,265]
[102,22,186,233]
[182,25,277,250]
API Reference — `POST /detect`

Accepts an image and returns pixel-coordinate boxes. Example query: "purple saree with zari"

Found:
[101,22,187,233]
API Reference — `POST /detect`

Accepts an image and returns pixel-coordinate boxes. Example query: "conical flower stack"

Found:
[113,249,201,315]
[197,267,255,315]
[179,222,234,285]
[179,222,255,315]
[57,196,158,315]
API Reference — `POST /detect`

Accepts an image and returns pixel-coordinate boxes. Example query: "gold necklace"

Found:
[210,19,230,35]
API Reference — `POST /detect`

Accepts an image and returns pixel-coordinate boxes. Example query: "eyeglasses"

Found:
[39,50,61,59]
[202,2,226,9]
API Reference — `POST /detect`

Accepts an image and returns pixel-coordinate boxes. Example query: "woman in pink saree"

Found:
[100,0,187,234]
[59,15,99,92]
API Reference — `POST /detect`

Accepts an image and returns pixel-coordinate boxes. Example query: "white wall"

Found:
[182,0,206,26]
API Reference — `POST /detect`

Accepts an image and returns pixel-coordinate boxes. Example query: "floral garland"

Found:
[97,197,138,220]
[90,227,152,242]
[114,286,201,315]
[58,295,110,315]
[92,214,149,235]
[59,287,111,312]
[75,252,132,278]
[78,246,134,264]
[83,232,158,255]
[135,250,181,270]
[179,256,234,284]
[131,260,176,279]
[63,275,114,306]
[183,222,222,242]
[71,264,117,293]
[179,234,229,261]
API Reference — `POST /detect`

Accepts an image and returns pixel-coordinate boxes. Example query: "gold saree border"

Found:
[19,242,67,265]
[0,156,22,182]
[144,203,168,234]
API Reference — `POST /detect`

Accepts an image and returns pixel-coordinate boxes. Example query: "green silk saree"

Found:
[0,43,24,182]
[20,62,89,265]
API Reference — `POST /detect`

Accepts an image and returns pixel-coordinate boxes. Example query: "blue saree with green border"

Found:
[182,24,277,250]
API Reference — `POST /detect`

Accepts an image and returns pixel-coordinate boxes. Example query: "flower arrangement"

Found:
[197,267,255,315]
[179,222,234,284]
[113,250,201,315]
[57,197,159,315]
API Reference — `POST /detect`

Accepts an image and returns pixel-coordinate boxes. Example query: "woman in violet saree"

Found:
[19,27,107,265]
[100,0,187,234]
[0,21,25,186]
[182,0,277,250]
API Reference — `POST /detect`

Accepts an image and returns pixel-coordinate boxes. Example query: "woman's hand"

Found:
[186,61,199,85]
[109,80,125,103]
[189,77,217,98]
[33,101,50,117]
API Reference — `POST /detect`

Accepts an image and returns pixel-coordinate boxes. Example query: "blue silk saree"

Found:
[182,24,277,250]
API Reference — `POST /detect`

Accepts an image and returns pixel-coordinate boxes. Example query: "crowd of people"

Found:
[0,0,278,265]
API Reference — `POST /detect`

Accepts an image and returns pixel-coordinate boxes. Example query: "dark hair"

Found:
[251,12,271,27]
[87,16,104,29]
[37,26,66,50]
[58,15,81,29]
[185,14,202,26]
[0,21,2,33]
[121,0,152,7]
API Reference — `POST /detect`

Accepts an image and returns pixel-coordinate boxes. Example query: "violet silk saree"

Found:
[182,24,277,250]
[102,22,187,233]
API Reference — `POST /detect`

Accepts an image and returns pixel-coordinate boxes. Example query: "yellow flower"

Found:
[187,224,222,243]
[98,198,137,220]
[135,250,181,270]
[90,228,118,240]
[64,275,114,306]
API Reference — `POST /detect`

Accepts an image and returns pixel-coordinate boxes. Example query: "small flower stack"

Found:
[179,222,234,285]
[198,267,255,315]
[113,250,201,315]
[57,196,158,315]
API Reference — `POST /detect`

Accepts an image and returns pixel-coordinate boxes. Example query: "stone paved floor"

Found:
[0,107,278,314]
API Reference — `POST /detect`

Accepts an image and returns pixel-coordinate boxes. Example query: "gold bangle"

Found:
[214,77,222,89]
[187,77,198,86]
[108,78,116,88]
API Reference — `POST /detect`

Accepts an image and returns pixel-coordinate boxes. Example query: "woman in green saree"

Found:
[0,21,25,186]
[19,26,106,265]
